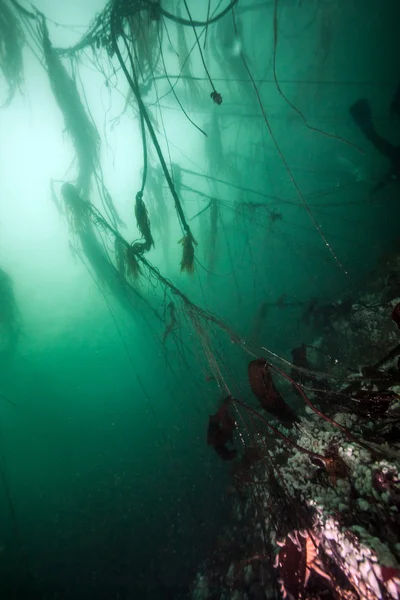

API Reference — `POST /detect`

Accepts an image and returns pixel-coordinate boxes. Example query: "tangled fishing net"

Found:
[0,0,399,598]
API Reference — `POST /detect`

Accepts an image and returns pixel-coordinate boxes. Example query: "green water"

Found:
[0,0,399,598]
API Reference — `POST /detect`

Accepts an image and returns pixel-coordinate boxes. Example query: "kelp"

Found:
[179,234,195,274]
[39,16,122,227]
[39,16,99,201]
[58,182,248,403]
[126,0,161,87]
[0,0,24,106]
[62,181,91,232]
[61,184,147,310]
[126,245,142,279]
[134,191,154,250]
[111,21,198,271]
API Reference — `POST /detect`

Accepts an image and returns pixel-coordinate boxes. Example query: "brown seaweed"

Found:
[248,358,298,428]
[179,235,195,273]
[135,191,154,250]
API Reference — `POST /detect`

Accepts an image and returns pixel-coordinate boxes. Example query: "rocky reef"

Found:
[191,251,400,600]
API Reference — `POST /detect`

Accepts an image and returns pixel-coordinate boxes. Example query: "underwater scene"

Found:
[0,0,400,598]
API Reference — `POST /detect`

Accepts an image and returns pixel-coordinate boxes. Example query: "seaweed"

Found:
[0,0,24,105]
[134,191,154,250]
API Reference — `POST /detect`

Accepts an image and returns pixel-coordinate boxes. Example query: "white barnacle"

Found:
[387,579,400,599]
[367,569,382,598]
[359,560,371,580]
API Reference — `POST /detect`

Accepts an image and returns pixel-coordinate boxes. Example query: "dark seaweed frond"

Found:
[126,245,142,279]
[135,192,154,250]
[0,0,24,106]
[126,2,161,86]
[179,235,195,274]
[39,15,100,200]
[61,182,90,230]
